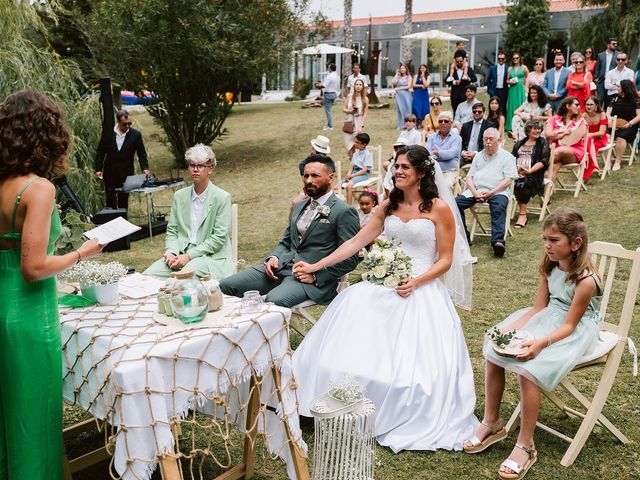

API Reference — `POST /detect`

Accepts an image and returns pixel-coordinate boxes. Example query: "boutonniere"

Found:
[316,205,331,219]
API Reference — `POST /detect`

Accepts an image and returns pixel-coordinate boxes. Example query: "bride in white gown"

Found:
[292,145,479,452]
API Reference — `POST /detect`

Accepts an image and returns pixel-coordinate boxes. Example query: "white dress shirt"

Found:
[322,71,340,94]
[496,64,505,89]
[114,125,128,151]
[605,67,635,96]
[189,185,209,244]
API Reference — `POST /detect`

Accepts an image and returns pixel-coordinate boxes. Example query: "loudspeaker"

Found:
[92,208,130,252]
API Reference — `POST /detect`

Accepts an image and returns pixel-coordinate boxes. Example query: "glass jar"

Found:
[169,270,208,324]
[200,275,224,312]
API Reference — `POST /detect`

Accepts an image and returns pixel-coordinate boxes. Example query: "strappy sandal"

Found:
[498,443,537,480]
[463,419,507,454]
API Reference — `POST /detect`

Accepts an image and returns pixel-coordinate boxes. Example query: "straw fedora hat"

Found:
[310,135,331,154]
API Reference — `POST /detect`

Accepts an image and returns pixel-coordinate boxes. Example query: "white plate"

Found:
[492,330,534,358]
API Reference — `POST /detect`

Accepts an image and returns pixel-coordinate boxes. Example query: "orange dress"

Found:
[566,71,592,111]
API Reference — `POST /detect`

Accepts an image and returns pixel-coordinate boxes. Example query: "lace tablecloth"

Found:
[61,296,306,480]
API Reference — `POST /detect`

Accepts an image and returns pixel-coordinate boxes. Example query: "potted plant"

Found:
[62,260,128,304]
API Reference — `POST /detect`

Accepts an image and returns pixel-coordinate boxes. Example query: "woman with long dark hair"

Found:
[583,95,608,179]
[293,145,478,452]
[488,96,506,140]
[606,79,640,171]
[545,96,588,182]
[412,63,431,126]
[510,85,551,142]
[0,90,103,478]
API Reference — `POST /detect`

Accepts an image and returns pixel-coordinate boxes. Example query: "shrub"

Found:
[293,78,312,99]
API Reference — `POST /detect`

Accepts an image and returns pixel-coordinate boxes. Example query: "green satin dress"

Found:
[0,178,63,479]
[506,66,527,132]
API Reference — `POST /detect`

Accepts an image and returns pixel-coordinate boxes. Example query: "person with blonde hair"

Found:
[144,144,234,279]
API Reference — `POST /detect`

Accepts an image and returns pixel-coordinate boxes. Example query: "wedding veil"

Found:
[432,162,474,310]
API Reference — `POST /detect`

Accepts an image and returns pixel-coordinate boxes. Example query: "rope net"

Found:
[61,296,307,480]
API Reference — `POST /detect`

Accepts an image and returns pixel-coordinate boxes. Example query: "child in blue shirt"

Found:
[343,132,373,204]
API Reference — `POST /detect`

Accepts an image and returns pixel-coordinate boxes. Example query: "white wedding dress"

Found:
[293,214,479,452]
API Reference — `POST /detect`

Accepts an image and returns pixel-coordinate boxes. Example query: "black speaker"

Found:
[92,208,130,252]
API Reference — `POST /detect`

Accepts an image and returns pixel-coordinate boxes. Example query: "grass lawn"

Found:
[70,98,640,479]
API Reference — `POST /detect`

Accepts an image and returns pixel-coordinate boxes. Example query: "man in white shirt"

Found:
[347,63,369,95]
[604,52,634,105]
[144,144,234,279]
[453,85,478,131]
[319,63,340,130]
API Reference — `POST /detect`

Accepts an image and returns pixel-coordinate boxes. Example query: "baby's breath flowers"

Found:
[62,260,128,286]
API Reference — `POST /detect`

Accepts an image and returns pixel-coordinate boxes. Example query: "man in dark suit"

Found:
[446,53,478,115]
[95,109,149,209]
[485,52,508,113]
[220,154,360,308]
[594,38,618,106]
[460,102,496,166]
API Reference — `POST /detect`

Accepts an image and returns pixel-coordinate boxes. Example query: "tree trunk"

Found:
[401,0,413,67]
[342,0,353,95]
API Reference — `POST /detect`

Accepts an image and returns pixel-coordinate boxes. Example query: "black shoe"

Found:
[493,242,505,258]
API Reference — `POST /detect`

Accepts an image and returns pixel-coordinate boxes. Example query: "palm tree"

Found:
[342,0,353,90]
[401,0,413,67]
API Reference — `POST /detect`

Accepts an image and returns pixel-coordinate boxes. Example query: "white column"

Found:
[470,35,476,68]
[420,40,427,65]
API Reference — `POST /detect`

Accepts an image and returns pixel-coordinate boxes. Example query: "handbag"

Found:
[342,119,355,134]
[615,117,630,129]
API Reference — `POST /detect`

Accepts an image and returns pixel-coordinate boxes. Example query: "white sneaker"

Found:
[471,256,478,265]
[323,126,333,131]
[612,163,621,172]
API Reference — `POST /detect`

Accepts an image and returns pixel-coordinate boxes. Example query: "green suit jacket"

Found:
[265,193,360,304]
[164,181,234,278]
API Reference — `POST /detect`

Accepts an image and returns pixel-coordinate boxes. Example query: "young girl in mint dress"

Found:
[463,208,601,480]
[0,91,103,479]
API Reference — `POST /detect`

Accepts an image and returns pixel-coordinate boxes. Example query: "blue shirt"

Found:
[426,131,462,172]
[351,148,373,173]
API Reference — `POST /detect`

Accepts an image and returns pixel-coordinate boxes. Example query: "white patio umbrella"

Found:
[301,43,355,55]
[401,30,469,42]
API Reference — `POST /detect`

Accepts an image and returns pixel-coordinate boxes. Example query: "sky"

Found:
[306,0,506,20]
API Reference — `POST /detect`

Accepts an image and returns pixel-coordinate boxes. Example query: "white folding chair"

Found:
[290,275,349,337]
[506,241,640,467]
[554,130,588,198]
[624,127,639,166]
[522,144,554,223]
[230,203,239,270]
[469,184,516,242]
[599,116,617,180]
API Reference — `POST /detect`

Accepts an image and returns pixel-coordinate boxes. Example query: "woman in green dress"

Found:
[506,53,530,133]
[0,90,103,479]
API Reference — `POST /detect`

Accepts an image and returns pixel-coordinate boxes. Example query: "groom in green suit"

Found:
[220,154,360,307]
[144,144,234,279]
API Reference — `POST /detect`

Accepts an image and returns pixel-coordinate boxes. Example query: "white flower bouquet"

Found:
[360,239,412,288]
[328,375,365,404]
[62,260,128,286]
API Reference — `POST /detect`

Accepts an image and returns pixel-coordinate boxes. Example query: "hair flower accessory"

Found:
[317,205,331,219]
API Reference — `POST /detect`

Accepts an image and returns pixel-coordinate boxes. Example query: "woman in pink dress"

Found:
[525,58,546,90]
[583,95,608,179]
[545,96,588,182]
[566,54,592,112]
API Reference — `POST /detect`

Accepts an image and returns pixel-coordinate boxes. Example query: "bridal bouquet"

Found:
[360,239,412,288]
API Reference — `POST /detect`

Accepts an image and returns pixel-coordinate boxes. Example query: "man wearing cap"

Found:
[221,153,360,308]
[144,144,234,279]
[426,111,462,187]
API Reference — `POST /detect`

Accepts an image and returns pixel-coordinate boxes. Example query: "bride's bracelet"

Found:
[546,336,553,348]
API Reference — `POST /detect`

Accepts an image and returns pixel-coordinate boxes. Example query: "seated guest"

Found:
[455,128,518,258]
[545,96,588,182]
[511,119,550,228]
[453,84,479,131]
[144,144,234,279]
[426,111,462,187]
[487,96,506,140]
[220,154,360,307]
[583,95,608,179]
[423,96,443,134]
[342,132,373,205]
[510,85,551,142]
[398,114,422,145]
[382,137,409,197]
[460,102,496,166]
[605,79,640,172]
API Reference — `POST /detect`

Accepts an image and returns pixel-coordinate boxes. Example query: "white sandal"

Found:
[498,443,537,480]
[463,419,507,454]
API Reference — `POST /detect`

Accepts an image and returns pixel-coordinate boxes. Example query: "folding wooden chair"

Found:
[230,203,239,270]
[623,127,639,166]
[469,184,516,242]
[554,130,588,198]
[599,116,617,180]
[506,241,640,467]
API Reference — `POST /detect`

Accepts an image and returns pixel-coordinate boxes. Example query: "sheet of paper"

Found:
[118,273,165,299]
[84,217,141,244]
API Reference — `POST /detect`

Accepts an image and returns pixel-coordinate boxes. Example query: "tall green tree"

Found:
[503,0,550,67]
[0,1,104,214]
[571,1,640,58]
[83,0,307,165]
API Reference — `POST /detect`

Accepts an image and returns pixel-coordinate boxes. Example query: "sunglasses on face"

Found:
[574,61,584,64]
[472,110,483,114]
[439,119,451,124]
[535,63,543,66]
[617,58,627,62]
[430,102,440,105]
